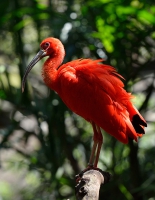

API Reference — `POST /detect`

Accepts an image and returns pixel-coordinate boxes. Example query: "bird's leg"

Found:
[88,122,103,167]
[94,126,103,167]
[88,140,98,166]
[88,122,98,166]
[75,123,103,183]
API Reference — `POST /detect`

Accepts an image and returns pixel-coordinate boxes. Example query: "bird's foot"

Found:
[75,164,109,183]
[75,165,111,184]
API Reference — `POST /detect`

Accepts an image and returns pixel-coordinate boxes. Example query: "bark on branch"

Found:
[75,169,111,200]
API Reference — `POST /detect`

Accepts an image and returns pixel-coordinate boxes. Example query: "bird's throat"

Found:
[42,55,63,91]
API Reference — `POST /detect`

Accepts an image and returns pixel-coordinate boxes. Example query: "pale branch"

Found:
[75,169,111,200]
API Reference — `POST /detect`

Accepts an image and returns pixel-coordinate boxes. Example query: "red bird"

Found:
[22,37,147,167]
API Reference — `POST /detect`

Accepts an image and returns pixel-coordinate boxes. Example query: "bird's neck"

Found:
[42,52,64,91]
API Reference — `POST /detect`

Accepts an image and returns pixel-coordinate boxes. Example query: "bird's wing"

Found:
[57,59,146,143]
[69,59,129,102]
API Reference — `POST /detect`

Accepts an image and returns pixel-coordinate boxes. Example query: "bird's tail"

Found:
[127,103,147,136]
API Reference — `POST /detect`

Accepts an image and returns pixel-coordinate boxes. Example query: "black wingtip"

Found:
[132,114,147,134]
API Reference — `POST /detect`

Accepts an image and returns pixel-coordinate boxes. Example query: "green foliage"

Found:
[0,0,155,199]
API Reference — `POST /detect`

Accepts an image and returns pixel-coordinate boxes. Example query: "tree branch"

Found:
[75,169,111,200]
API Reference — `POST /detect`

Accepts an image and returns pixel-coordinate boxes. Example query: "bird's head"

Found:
[22,37,65,92]
[40,37,65,57]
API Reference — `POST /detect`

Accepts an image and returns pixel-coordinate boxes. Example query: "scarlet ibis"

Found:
[22,37,147,167]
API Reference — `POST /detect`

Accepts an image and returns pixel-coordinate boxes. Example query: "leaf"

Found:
[116,5,137,16]
[137,10,155,25]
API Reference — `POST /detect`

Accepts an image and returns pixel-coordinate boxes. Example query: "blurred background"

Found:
[0,0,155,199]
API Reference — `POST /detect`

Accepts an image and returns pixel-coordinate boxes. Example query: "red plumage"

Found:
[22,37,147,167]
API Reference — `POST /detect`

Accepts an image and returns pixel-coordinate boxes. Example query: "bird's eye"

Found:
[43,42,50,50]
[45,42,49,46]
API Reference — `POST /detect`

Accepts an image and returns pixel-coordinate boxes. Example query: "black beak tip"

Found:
[21,49,45,94]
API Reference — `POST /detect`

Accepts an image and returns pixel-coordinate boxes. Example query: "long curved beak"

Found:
[22,49,47,92]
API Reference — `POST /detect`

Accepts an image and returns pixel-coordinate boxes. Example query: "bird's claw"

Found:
[75,164,100,183]
[75,165,111,184]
